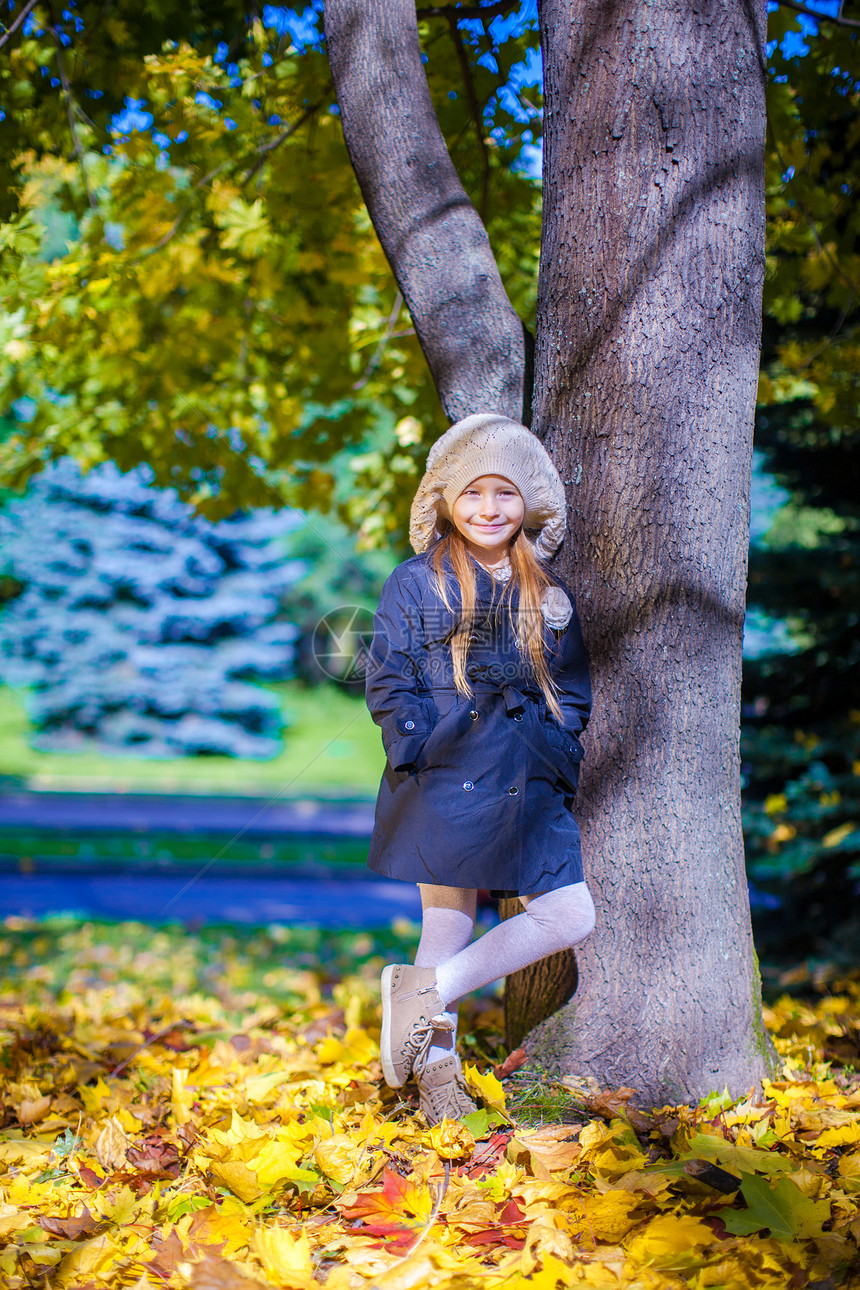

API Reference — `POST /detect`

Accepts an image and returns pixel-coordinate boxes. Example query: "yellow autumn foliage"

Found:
[0,919,858,1290]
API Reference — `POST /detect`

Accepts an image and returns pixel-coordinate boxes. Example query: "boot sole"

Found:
[379,964,405,1088]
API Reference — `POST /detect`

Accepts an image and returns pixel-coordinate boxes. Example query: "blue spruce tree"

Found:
[0,459,303,757]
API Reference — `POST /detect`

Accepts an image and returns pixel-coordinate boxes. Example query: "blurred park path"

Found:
[0,784,424,926]
[0,787,375,836]
[0,868,422,926]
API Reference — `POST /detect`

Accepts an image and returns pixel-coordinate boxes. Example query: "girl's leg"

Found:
[433,882,595,1009]
[414,884,476,1065]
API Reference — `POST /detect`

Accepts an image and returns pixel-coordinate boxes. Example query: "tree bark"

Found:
[326,0,778,1105]
[527,0,777,1104]
[324,0,531,424]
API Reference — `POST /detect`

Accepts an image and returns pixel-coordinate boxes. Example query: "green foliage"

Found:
[743,401,859,963]
[2,2,858,959]
[761,5,859,436]
[0,1,542,542]
[742,6,859,963]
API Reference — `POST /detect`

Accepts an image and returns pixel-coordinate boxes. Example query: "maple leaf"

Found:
[188,1203,253,1258]
[493,1048,528,1079]
[94,1115,131,1172]
[1,921,858,1290]
[680,1129,794,1177]
[837,1149,860,1192]
[252,1225,315,1287]
[508,1125,582,1177]
[625,1213,718,1270]
[722,1171,832,1240]
[18,1095,52,1125]
[521,1213,578,1274]
[460,1197,528,1249]
[209,1160,263,1203]
[578,1190,645,1243]
[463,1064,509,1118]
[314,1133,358,1185]
[148,1227,187,1279]
[38,1205,99,1239]
[456,1128,513,1179]
[339,1166,435,1238]
[578,1116,650,1177]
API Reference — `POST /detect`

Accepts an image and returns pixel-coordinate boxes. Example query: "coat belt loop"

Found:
[501,684,526,715]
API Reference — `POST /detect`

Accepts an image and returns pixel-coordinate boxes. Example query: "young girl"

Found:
[364,412,596,1124]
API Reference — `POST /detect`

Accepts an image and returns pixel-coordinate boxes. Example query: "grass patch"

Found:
[0,829,370,870]
[504,1071,591,1127]
[0,681,384,796]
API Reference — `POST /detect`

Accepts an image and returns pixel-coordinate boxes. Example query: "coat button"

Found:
[508,786,518,795]
[463,781,474,791]
[404,720,415,730]
[512,713,523,722]
[469,710,479,720]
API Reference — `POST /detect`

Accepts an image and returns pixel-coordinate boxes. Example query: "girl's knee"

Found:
[573,886,597,941]
[525,882,595,948]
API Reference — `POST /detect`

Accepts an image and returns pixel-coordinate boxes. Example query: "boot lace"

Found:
[419,1076,476,1124]
[401,1018,436,1075]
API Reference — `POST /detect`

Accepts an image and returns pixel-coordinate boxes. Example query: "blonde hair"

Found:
[428,520,564,723]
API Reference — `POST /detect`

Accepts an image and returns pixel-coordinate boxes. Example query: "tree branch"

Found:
[776,0,860,29]
[446,14,492,222]
[417,1,515,17]
[353,291,405,390]
[325,0,530,424]
[0,0,39,50]
[49,11,98,211]
[794,293,855,369]
[242,99,324,186]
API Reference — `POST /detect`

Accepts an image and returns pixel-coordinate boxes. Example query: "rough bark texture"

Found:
[526,0,776,1104]
[324,0,530,423]
[499,897,578,1051]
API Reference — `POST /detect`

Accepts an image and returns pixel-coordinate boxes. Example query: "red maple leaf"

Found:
[339,1168,434,1226]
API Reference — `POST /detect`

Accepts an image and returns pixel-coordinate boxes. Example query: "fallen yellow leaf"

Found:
[422,1119,476,1160]
[252,1225,314,1287]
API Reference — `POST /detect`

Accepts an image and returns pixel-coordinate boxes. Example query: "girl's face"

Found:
[451,475,525,560]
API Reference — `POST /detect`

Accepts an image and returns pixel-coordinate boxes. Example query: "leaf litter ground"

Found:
[1,916,859,1289]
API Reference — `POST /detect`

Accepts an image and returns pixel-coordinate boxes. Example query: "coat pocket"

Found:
[384,706,439,772]
[541,719,585,794]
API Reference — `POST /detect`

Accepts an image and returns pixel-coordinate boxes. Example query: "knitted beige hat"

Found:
[409,413,566,560]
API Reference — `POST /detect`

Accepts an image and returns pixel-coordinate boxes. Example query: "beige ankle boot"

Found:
[415,1053,478,1125]
[379,964,453,1088]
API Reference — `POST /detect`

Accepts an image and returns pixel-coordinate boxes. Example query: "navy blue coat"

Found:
[364,545,591,895]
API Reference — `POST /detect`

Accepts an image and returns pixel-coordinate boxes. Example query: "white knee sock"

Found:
[434,883,595,1009]
[414,905,475,1066]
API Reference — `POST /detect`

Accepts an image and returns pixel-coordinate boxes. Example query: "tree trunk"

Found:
[326,0,778,1105]
[324,0,530,423]
[499,897,578,1051]
[526,0,777,1104]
